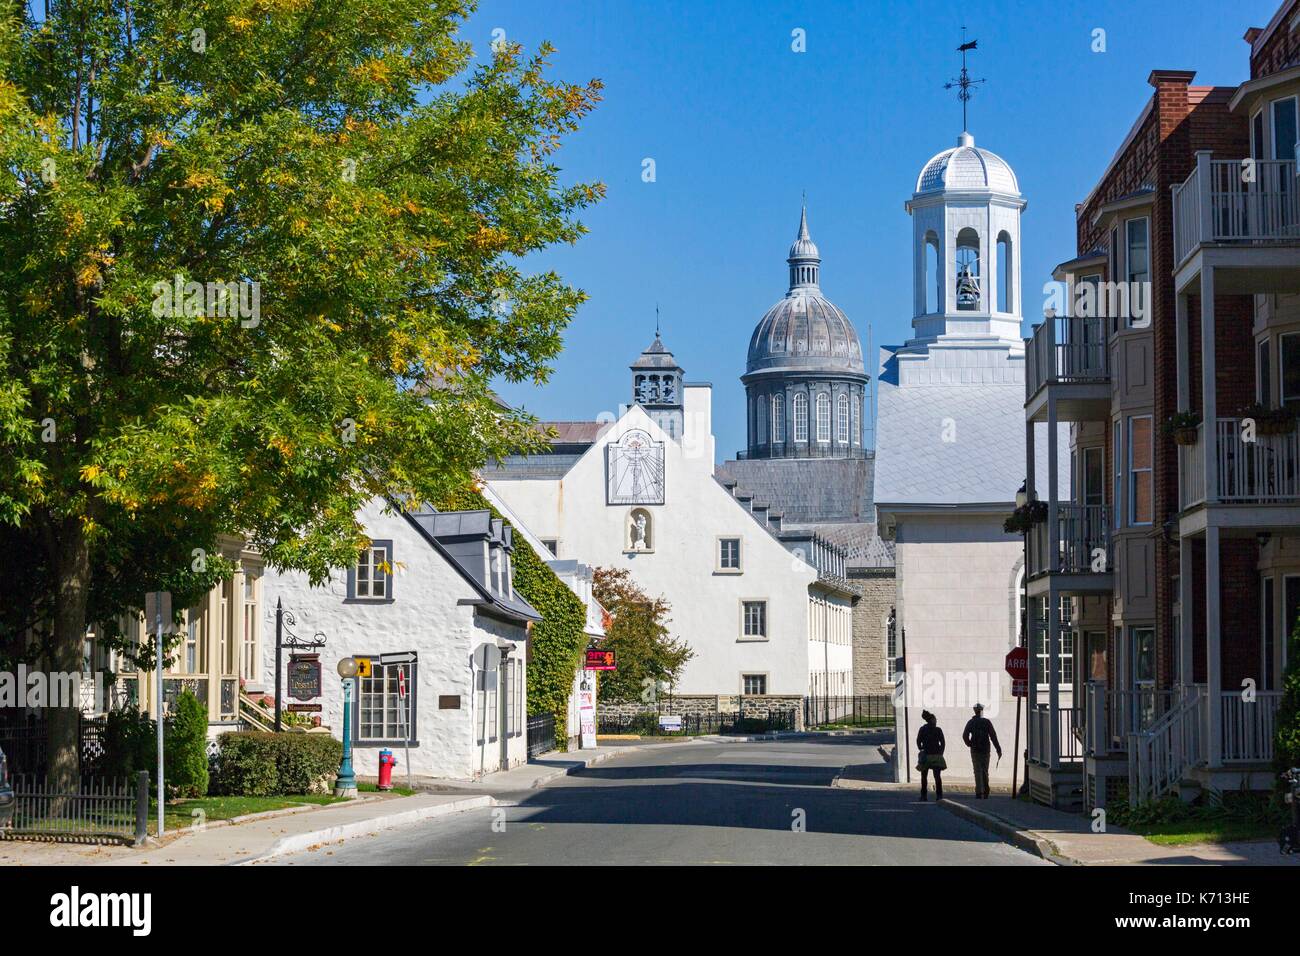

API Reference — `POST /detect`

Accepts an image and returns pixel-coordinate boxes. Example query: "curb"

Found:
[236,795,495,864]
[937,798,1072,864]
[523,747,623,787]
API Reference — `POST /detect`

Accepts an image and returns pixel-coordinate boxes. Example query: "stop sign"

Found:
[1005,647,1028,698]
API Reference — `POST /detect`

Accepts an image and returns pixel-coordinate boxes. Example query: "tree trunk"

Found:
[48,519,91,794]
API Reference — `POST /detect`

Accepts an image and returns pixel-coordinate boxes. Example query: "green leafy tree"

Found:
[591,566,692,704]
[164,689,209,798]
[1275,610,1300,784]
[0,1,601,787]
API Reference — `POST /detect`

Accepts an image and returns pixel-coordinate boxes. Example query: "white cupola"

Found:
[903,132,1026,352]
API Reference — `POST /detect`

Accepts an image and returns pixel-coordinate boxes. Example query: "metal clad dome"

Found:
[915,132,1018,196]
[746,206,865,376]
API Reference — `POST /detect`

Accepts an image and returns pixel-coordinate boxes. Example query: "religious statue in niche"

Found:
[627,508,653,551]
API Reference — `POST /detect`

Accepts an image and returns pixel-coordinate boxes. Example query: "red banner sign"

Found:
[585,648,616,671]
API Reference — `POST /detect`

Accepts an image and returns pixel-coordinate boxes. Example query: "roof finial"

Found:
[655,302,660,338]
[944,26,984,134]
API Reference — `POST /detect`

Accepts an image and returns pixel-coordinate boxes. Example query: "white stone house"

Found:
[487,340,856,711]
[481,482,607,749]
[876,131,1066,788]
[261,498,541,780]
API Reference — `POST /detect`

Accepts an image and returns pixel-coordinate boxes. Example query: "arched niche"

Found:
[626,507,654,552]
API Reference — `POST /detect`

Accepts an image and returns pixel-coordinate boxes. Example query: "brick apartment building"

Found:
[1023,0,1300,809]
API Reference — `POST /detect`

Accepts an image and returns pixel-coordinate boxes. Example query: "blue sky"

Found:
[472,0,1280,460]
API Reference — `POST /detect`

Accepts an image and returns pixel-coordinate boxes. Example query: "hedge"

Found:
[436,486,588,746]
[213,732,343,796]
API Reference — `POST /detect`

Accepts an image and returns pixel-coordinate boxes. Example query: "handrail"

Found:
[1128,685,1204,805]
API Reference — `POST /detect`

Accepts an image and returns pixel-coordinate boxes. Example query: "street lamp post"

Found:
[1015,481,1030,798]
[334,656,359,798]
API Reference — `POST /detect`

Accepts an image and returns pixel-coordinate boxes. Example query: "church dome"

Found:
[915,132,1018,196]
[746,206,865,376]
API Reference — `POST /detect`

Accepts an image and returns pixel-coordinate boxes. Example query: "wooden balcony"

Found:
[1173,155,1300,269]
[1178,418,1300,533]
[1025,314,1110,423]
[1026,504,1113,595]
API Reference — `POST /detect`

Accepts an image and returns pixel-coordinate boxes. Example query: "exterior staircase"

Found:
[1127,685,1204,805]
[238,692,277,732]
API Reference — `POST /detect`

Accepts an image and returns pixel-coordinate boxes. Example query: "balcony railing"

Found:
[1026,314,1109,398]
[1220,690,1283,763]
[1028,704,1081,765]
[1172,156,1300,267]
[1028,503,1110,577]
[1178,417,1300,508]
[1085,682,1175,756]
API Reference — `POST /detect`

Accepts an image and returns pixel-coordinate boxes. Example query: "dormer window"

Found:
[348,540,394,602]
[490,546,502,593]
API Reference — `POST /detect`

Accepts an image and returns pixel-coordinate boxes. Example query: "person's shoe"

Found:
[918,794,928,802]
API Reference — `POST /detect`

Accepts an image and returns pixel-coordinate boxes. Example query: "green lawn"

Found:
[359,782,416,796]
[1105,792,1288,847]
[156,793,346,833]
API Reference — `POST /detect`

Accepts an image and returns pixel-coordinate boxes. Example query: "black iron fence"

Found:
[3,771,148,845]
[526,713,556,758]
[0,712,108,777]
[598,708,798,737]
[803,695,895,730]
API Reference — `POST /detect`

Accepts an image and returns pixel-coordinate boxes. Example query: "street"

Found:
[270,736,1047,866]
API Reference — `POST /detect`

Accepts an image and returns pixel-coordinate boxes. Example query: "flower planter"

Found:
[1257,417,1295,436]
[1173,426,1199,446]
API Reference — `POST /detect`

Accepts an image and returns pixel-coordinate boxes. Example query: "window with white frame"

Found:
[793,393,808,442]
[772,394,785,443]
[242,574,258,680]
[718,537,741,572]
[540,539,558,556]
[850,396,858,445]
[1125,218,1149,327]
[1260,338,1273,405]
[742,673,767,695]
[836,394,849,443]
[357,659,416,743]
[1272,96,1297,163]
[1128,415,1153,524]
[816,393,831,442]
[184,607,202,673]
[350,541,392,601]
[757,397,767,445]
[742,600,767,640]
[1113,420,1122,530]
[1282,333,1300,408]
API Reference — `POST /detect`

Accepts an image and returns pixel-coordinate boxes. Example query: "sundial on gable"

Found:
[606,428,665,505]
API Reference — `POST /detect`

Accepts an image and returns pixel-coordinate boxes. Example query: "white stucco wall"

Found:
[489,396,820,696]
[260,498,528,780]
[894,513,1024,786]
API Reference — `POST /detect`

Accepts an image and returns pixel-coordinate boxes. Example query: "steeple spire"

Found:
[786,200,821,292]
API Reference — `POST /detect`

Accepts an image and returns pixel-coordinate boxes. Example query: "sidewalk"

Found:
[0,746,630,866]
[939,794,1299,866]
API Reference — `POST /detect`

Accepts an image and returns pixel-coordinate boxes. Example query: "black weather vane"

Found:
[944,27,984,133]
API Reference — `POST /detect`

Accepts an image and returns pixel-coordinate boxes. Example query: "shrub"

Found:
[164,690,210,798]
[98,706,157,781]
[1275,610,1300,786]
[213,732,343,796]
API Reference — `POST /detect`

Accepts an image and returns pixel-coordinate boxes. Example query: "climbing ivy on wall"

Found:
[434,486,588,748]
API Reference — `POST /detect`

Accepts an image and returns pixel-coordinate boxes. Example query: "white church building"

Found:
[487,338,856,713]
[875,132,1064,788]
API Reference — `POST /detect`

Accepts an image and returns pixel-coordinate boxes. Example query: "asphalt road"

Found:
[270,736,1047,866]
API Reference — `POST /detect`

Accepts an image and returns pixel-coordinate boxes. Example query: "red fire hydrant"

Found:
[378,749,396,790]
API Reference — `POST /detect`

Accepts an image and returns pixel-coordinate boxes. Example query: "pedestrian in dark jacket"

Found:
[962,703,1002,798]
[916,710,945,801]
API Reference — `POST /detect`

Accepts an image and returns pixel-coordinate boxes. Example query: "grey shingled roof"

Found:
[781,520,896,569]
[874,379,1066,507]
[716,457,876,523]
